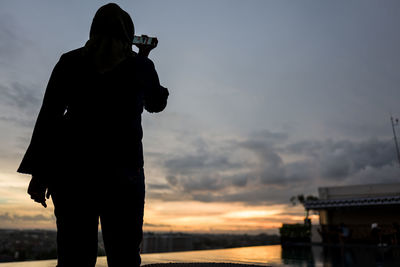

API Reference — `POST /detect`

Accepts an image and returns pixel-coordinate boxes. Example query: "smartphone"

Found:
[133,35,158,48]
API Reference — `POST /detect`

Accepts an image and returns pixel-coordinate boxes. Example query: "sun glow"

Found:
[143,200,305,233]
[223,210,281,219]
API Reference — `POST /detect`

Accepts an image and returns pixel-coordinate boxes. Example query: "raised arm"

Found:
[141,58,169,113]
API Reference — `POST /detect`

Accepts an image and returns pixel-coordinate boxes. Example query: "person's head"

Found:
[89,3,134,45]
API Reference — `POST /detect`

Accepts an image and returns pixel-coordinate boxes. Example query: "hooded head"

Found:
[89,3,134,44]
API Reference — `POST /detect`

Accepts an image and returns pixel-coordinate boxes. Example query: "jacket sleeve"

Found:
[141,57,169,113]
[17,55,68,176]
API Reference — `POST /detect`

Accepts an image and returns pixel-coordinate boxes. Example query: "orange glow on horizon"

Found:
[142,200,306,233]
[0,173,309,233]
[0,199,309,233]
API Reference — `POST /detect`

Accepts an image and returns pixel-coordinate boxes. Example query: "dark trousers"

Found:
[52,168,145,267]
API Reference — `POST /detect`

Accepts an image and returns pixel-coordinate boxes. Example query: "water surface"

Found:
[1,245,400,267]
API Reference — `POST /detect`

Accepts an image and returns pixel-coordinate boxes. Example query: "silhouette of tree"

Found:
[290,194,318,220]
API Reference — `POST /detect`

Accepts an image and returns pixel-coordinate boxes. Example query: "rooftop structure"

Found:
[305,183,400,210]
[305,183,400,244]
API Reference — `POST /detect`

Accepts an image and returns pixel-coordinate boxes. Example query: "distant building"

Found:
[305,183,400,244]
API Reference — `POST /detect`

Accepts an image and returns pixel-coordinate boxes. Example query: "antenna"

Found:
[390,115,400,167]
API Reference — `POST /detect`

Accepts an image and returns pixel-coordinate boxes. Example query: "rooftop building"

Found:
[305,183,400,244]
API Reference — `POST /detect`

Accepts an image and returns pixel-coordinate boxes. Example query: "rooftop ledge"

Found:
[304,195,400,209]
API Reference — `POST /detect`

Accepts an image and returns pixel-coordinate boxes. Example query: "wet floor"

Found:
[1,244,400,267]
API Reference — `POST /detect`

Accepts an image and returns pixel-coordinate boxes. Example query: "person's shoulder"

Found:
[59,47,86,63]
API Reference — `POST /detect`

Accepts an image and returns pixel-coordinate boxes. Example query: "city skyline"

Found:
[1,0,400,233]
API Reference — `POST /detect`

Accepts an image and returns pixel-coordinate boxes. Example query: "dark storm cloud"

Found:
[285,138,396,180]
[165,154,238,176]
[156,130,398,205]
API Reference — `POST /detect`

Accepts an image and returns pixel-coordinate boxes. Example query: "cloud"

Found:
[165,154,234,175]
[0,14,42,129]
[0,82,41,125]
[285,138,396,180]
[151,130,398,206]
[143,222,171,228]
[147,183,171,190]
[0,212,54,222]
[0,83,41,113]
[0,82,40,164]
[0,14,24,65]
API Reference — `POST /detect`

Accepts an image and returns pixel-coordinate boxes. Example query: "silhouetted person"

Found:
[391,222,399,245]
[17,3,168,267]
[338,222,351,244]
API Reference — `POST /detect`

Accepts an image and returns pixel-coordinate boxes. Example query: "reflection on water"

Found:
[281,245,400,267]
[281,245,316,266]
[1,245,400,267]
[142,245,283,266]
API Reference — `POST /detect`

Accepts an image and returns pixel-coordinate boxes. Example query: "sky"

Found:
[0,0,400,234]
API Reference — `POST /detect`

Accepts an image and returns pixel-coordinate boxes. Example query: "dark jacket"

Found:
[17,48,168,182]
